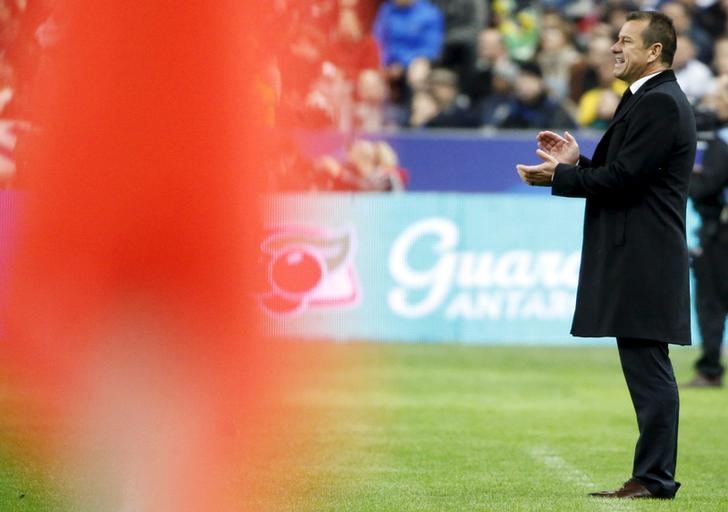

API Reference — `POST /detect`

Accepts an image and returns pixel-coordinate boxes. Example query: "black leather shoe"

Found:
[684,373,722,388]
[589,479,663,499]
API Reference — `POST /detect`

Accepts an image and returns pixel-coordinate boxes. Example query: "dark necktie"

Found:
[615,88,633,115]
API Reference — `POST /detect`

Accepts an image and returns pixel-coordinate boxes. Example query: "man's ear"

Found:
[648,42,663,63]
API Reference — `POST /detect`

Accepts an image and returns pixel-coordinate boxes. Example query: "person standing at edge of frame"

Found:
[684,82,728,388]
[515,11,696,500]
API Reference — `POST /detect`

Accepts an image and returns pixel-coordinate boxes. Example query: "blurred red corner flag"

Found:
[3,1,277,511]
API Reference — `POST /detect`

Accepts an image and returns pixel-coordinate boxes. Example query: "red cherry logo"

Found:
[270,248,323,296]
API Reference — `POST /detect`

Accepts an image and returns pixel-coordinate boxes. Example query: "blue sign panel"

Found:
[296,130,601,193]
[263,192,589,344]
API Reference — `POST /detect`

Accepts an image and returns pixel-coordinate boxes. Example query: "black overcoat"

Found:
[552,70,696,345]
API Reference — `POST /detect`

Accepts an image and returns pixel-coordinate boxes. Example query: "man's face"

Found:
[671,36,693,70]
[660,3,688,33]
[713,40,728,75]
[514,73,543,103]
[478,29,503,62]
[611,19,657,84]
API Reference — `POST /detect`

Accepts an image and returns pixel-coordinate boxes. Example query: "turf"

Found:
[3,343,728,511]
[245,343,728,512]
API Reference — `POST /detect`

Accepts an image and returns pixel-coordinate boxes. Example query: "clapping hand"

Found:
[537,131,579,165]
[516,131,580,186]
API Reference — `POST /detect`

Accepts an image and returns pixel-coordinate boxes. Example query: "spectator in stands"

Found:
[302,61,355,129]
[419,67,478,128]
[477,60,519,127]
[713,36,728,77]
[0,1,19,115]
[272,135,320,192]
[575,35,627,129]
[543,0,595,20]
[325,3,380,82]
[429,0,486,79]
[371,140,407,190]
[578,86,621,130]
[706,36,728,95]
[660,0,713,64]
[577,52,627,129]
[673,34,713,105]
[582,18,618,43]
[569,33,621,104]
[0,120,18,186]
[562,0,604,43]
[698,84,728,130]
[696,0,728,39]
[0,0,19,42]
[373,0,444,106]
[303,2,385,131]
[493,2,539,63]
[603,1,639,40]
[314,139,406,191]
[0,56,14,116]
[498,61,577,130]
[277,20,330,126]
[537,9,583,101]
[461,27,518,104]
[695,38,728,129]
[408,88,439,127]
[2,0,56,119]
[352,68,391,131]
[349,139,406,190]
[344,139,377,190]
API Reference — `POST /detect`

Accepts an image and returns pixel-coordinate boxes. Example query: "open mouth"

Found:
[615,56,625,64]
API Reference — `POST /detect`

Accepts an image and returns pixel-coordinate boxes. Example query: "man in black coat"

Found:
[516,11,696,499]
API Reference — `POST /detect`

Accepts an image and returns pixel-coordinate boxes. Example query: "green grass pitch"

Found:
[2,343,728,511]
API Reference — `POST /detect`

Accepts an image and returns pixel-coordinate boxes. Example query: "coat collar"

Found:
[591,70,677,165]
[607,70,676,129]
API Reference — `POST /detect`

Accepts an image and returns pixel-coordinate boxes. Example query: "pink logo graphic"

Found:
[258,226,360,315]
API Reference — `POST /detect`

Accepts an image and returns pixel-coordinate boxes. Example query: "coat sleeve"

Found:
[578,155,592,167]
[551,92,680,199]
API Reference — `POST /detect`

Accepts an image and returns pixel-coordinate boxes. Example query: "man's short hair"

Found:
[427,68,458,88]
[626,11,677,66]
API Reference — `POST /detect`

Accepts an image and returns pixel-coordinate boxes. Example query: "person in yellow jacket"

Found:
[577,78,628,128]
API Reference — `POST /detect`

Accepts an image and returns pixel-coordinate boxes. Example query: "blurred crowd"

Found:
[5,0,728,190]
[256,0,728,190]
[265,0,728,135]
[0,0,56,187]
[0,0,56,119]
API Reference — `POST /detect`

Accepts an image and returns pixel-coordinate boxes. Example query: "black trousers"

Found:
[617,338,680,498]
[693,240,728,378]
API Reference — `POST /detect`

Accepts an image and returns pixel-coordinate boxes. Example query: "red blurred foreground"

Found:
[1,2,290,510]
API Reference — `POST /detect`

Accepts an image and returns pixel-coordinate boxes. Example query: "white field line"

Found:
[529,446,636,511]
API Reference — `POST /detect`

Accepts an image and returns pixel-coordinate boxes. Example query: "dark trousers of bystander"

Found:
[692,233,728,379]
